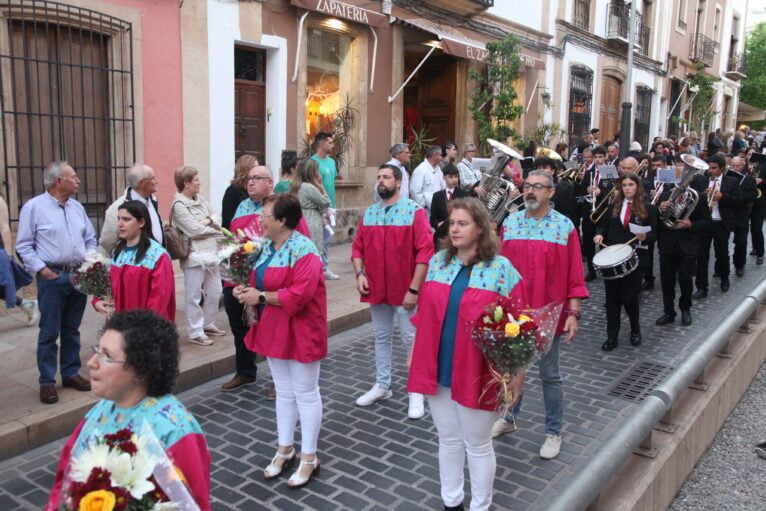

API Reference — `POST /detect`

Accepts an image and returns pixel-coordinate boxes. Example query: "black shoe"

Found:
[713,272,721,279]
[721,279,730,292]
[758,257,764,265]
[585,271,597,282]
[656,313,675,326]
[630,331,642,346]
[444,504,465,511]
[750,250,757,256]
[601,338,618,352]
[641,280,654,291]
[681,309,692,326]
[736,268,744,277]
[692,288,708,300]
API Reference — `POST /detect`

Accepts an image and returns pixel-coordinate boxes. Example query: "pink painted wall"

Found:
[105,0,184,217]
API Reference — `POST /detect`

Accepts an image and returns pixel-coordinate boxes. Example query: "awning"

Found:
[738,101,766,122]
[290,0,389,28]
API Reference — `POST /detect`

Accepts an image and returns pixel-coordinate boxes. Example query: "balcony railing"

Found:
[690,33,717,67]
[726,52,747,78]
[606,2,650,56]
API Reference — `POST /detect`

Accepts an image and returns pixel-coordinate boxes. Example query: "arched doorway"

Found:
[600,76,622,143]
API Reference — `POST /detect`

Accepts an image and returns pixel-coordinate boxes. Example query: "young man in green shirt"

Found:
[311,132,340,280]
[274,154,297,194]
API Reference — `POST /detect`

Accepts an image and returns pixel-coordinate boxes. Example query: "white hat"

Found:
[629,141,642,152]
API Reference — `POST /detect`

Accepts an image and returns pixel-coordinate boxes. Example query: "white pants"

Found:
[183,264,223,338]
[369,303,416,390]
[428,385,498,511]
[268,358,323,454]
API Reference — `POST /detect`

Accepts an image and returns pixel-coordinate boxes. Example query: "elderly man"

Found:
[456,143,481,190]
[16,161,97,404]
[99,163,163,254]
[410,145,445,215]
[619,156,639,176]
[376,143,411,202]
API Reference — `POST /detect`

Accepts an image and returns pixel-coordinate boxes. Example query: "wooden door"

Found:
[417,55,457,145]
[599,76,622,142]
[235,79,265,163]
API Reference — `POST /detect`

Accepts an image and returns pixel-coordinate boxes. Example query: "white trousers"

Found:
[183,264,223,338]
[369,303,416,390]
[428,385,498,511]
[268,358,323,454]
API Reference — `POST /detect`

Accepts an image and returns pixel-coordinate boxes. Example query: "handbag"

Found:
[164,201,192,260]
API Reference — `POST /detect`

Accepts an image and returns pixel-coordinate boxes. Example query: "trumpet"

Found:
[557,163,584,183]
[707,179,720,209]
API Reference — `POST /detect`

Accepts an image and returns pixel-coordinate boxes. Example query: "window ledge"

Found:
[335,180,365,189]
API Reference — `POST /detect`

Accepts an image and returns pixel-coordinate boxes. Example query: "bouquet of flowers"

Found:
[60,421,199,511]
[70,250,111,299]
[217,227,265,325]
[472,298,563,414]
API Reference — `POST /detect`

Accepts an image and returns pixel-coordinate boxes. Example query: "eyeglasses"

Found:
[248,176,272,182]
[91,345,126,364]
[522,183,553,191]
[261,212,274,219]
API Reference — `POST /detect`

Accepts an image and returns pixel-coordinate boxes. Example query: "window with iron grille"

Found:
[0,0,135,234]
[573,0,590,30]
[568,66,593,153]
[634,87,652,151]
[668,80,682,137]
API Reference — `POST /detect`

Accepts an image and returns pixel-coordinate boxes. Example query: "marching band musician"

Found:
[748,152,766,265]
[693,153,741,298]
[640,154,670,290]
[576,146,608,281]
[593,174,658,351]
[535,156,579,228]
[727,156,758,278]
[655,161,711,327]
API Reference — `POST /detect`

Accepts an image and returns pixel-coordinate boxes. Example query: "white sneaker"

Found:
[407,393,425,419]
[189,334,214,346]
[491,417,517,438]
[355,384,392,406]
[539,434,562,459]
[323,269,341,280]
[20,300,39,326]
[203,325,227,337]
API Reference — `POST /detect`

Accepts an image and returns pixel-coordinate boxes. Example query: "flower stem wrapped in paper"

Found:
[70,250,112,301]
[60,421,200,511]
[471,297,563,415]
[217,227,265,326]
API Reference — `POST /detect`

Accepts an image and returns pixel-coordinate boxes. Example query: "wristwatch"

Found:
[258,292,266,305]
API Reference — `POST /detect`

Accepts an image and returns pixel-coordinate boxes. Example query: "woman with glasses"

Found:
[93,201,175,321]
[46,310,211,510]
[593,173,657,351]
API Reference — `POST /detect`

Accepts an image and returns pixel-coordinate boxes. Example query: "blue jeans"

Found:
[506,336,563,435]
[36,272,87,386]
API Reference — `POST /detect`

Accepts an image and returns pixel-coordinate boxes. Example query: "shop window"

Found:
[305,28,352,142]
[567,66,593,151]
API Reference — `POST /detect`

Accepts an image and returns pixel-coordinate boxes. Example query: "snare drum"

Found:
[592,244,638,280]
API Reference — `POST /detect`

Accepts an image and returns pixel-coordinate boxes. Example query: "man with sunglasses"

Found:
[494,171,589,461]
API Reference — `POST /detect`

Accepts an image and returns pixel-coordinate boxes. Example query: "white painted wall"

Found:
[489,1,543,31]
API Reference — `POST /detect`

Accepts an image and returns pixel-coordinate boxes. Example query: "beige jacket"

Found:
[171,192,221,269]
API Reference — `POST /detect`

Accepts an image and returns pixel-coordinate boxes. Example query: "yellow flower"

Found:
[518,315,531,323]
[79,490,116,511]
[505,322,520,338]
[243,242,255,254]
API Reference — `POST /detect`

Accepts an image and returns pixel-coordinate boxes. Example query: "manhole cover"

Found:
[607,360,673,402]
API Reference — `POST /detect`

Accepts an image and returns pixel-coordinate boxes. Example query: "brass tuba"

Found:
[479,139,523,223]
[660,154,708,228]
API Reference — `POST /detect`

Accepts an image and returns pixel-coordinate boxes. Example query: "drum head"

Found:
[593,244,634,267]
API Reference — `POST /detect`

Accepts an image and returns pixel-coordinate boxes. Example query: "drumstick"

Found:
[625,236,639,245]
[597,241,608,248]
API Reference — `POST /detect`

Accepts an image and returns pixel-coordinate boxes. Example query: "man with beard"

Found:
[606,143,620,166]
[493,171,589,461]
[352,164,433,419]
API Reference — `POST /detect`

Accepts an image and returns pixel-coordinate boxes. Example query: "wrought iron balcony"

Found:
[726,52,747,78]
[605,2,650,56]
[690,33,718,67]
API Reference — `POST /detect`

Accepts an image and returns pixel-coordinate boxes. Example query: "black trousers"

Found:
[581,216,597,272]
[223,286,257,378]
[604,269,642,338]
[637,242,655,283]
[660,251,696,315]
[696,221,730,290]
[732,224,749,270]
[751,207,766,257]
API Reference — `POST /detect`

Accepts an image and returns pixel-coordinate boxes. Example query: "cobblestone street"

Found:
[1,251,765,510]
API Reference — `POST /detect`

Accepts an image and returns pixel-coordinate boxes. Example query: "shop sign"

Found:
[291,0,389,28]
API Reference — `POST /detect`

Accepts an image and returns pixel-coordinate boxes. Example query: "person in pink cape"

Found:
[408,198,523,511]
[46,310,210,511]
[93,200,175,321]
[235,194,326,489]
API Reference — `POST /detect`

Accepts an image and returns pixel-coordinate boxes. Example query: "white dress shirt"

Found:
[410,160,445,212]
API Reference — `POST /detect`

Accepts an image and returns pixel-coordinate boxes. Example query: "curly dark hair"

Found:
[104,310,180,396]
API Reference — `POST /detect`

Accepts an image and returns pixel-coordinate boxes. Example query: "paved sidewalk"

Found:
[0,244,765,509]
[0,242,365,459]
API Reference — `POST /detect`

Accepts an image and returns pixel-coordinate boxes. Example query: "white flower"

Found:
[216,244,238,262]
[68,442,111,482]
[107,436,160,500]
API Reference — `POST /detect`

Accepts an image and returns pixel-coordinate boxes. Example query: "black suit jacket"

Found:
[553,180,579,228]
[657,175,711,257]
[598,202,658,246]
[709,174,741,231]
[727,170,758,226]
[753,163,766,210]
[430,187,471,230]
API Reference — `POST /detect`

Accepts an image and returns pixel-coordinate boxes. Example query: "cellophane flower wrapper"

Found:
[70,250,111,300]
[59,421,200,511]
[471,297,564,413]
[217,226,265,326]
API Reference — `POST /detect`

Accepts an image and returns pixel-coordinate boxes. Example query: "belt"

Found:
[45,263,79,273]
